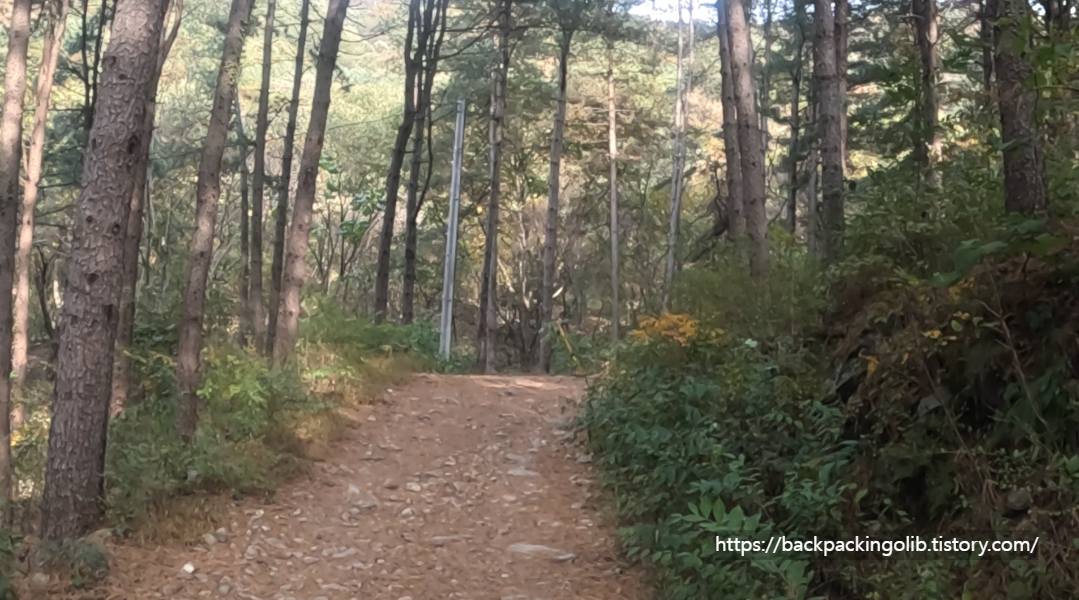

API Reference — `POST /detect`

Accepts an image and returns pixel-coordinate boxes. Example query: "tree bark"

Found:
[111,0,181,418]
[786,22,804,234]
[814,0,844,263]
[175,0,253,441]
[272,0,350,365]
[480,0,511,374]
[607,38,619,343]
[717,0,744,239]
[13,0,70,412]
[0,0,33,511]
[402,0,447,324]
[233,89,252,345]
[662,1,686,310]
[249,0,274,346]
[726,0,768,276]
[979,0,993,98]
[266,0,310,356]
[912,0,941,183]
[540,30,573,372]
[40,0,169,540]
[374,0,423,323]
[989,0,1049,216]
[835,0,848,176]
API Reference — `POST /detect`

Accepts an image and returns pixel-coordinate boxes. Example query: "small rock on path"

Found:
[106,374,645,600]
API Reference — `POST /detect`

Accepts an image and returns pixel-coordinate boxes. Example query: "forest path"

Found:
[106,374,645,600]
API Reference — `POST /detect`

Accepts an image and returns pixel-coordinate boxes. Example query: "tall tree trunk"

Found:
[267,0,310,356]
[540,30,573,372]
[40,0,169,541]
[717,1,744,239]
[989,0,1049,216]
[814,0,844,263]
[979,0,993,98]
[13,0,70,413]
[175,0,253,441]
[607,38,619,343]
[727,0,768,276]
[662,1,686,310]
[835,0,848,176]
[249,0,274,346]
[402,0,447,324]
[786,30,804,233]
[913,0,941,184]
[0,0,33,511]
[480,0,511,374]
[374,0,423,323]
[111,0,181,418]
[272,0,350,364]
[233,90,252,345]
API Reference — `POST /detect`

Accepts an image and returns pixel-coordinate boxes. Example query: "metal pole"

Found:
[440,99,466,358]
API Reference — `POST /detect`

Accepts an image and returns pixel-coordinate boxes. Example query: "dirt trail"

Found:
[106,374,645,600]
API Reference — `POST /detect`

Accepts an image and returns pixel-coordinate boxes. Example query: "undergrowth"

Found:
[10,299,438,552]
[583,185,1079,598]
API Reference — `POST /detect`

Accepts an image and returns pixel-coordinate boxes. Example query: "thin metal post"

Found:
[439,99,466,358]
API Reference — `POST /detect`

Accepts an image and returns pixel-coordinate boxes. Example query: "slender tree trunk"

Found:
[40,0,169,541]
[989,0,1049,216]
[662,1,686,310]
[786,45,803,233]
[249,0,274,346]
[175,0,253,441]
[913,0,940,184]
[814,0,843,262]
[540,31,573,372]
[402,0,447,324]
[111,0,181,418]
[375,0,423,323]
[272,0,350,364]
[267,0,309,356]
[0,0,33,512]
[727,0,768,276]
[979,0,993,98]
[607,38,620,343]
[480,0,511,374]
[233,91,252,345]
[13,0,70,413]
[717,0,744,239]
[835,0,848,176]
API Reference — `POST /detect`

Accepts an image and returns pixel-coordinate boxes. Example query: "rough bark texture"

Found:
[480,0,511,374]
[175,0,253,441]
[540,31,572,372]
[912,0,941,182]
[607,38,619,344]
[989,0,1049,216]
[662,4,686,310]
[374,0,423,323]
[0,0,33,508]
[727,0,769,276]
[112,0,180,417]
[13,0,70,409]
[814,0,844,263]
[272,0,350,365]
[402,0,447,324]
[266,0,310,356]
[249,0,274,347]
[717,0,744,239]
[40,0,169,540]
